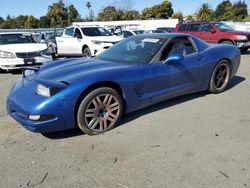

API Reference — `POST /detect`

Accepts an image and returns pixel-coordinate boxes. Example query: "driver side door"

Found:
[148,37,205,103]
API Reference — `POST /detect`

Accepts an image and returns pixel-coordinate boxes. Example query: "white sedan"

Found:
[0,32,52,71]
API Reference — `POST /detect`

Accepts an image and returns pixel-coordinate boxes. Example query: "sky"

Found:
[0,0,249,18]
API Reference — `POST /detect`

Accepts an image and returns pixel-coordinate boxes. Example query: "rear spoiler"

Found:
[21,67,39,78]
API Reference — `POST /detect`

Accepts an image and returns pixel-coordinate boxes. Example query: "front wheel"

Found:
[220,40,234,45]
[240,48,249,54]
[209,60,231,94]
[0,68,6,73]
[77,87,123,135]
[82,47,92,57]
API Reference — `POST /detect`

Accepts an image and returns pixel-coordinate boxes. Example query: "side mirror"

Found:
[211,28,216,33]
[164,53,184,64]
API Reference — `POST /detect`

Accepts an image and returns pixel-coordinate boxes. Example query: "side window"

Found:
[178,24,187,32]
[123,31,133,38]
[188,24,200,32]
[74,28,82,38]
[65,27,74,37]
[200,24,212,32]
[161,37,196,60]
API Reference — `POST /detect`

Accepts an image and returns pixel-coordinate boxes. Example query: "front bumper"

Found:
[7,78,76,133]
[0,56,52,70]
[236,41,250,49]
[91,42,116,56]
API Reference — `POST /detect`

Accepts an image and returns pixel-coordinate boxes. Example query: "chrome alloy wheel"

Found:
[214,63,230,90]
[84,94,120,132]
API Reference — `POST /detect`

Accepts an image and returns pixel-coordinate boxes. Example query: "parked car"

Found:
[0,32,52,71]
[173,22,250,53]
[56,25,122,57]
[156,27,174,33]
[40,31,58,55]
[118,30,145,38]
[145,30,166,34]
[7,33,240,135]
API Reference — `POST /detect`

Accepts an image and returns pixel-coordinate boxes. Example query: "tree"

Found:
[0,17,4,26]
[24,16,39,28]
[172,11,183,22]
[196,3,214,21]
[68,4,81,25]
[39,16,50,28]
[122,10,140,20]
[97,6,119,21]
[111,0,139,20]
[244,15,250,21]
[141,0,173,19]
[46,0,68,27]
[15,15,28,28]
[214,0,233,21]
[112,0,134,12]
[0,15,17,29]
[232,0,248,21]
[186,15,194,21]
[86,2,94,21]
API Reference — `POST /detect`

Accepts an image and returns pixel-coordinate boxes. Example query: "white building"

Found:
[73,19,179,30]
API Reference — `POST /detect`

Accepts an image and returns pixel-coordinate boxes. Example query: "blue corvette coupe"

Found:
[7,34,241,135]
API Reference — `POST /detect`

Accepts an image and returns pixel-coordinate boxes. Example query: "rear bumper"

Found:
[7,78,76,133]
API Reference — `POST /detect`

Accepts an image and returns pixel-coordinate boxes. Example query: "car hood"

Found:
[0,43,47,53]
[36,58,136,83]
[89,35,122,42]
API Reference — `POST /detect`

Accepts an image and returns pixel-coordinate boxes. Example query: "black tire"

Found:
[77,87,124,135]
[0,68,5,73]
[220,40,234,45]
[209,60,231,94]
[240,48,249,54]
[82,47,92,57]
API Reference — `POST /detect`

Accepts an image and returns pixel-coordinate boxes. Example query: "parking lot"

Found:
[0,54,250,188]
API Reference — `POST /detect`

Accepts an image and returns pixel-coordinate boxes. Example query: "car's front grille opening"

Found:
[15,63,42,67]
[16,52,39,58]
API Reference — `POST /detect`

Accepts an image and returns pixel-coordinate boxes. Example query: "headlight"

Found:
[37,84,51,97]
[36,82,69,97]
[236,35,248,40]
[39,49,51,56]
[0,50,16,58]
[91,40,104,45]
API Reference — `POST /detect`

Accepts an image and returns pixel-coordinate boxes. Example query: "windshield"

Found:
[0,34,38,45]
[81,27,112,36]
[97,36,167,64]
[214,23,235,32]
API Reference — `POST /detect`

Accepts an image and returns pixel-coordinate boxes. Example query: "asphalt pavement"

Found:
[0,54,250,188]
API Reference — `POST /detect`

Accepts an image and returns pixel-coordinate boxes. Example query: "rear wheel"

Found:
[209,60,231,94]
[220,40,234,45]
[77,87,123,135]
[82,47,92,57]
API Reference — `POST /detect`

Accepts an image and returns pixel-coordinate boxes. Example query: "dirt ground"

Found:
[0,55,250,188]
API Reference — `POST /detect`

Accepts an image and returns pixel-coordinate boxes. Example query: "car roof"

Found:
[134,33,191,39]
[0,32,32,35]
[79,26,102,29]
[179,21,221,24]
